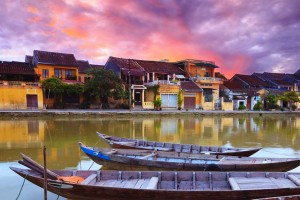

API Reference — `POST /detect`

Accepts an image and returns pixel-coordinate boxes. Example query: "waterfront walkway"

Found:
[0,109,299,118]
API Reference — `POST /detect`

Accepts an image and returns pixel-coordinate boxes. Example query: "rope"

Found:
[88,161,95,170]
[56,185,61,200]
[260,149,300,157]
[15,174,27,200]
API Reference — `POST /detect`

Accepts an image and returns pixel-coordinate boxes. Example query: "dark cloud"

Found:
[0,0,299,77]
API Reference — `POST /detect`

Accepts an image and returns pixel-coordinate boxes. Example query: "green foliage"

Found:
[265,93,277,110]
[278,91,299,110]
[177,90,183,108]
[238,104,246,110]
[42,78,83,108]
[291,105,297,111]
[146,85,159,100]
[79,101,90,109]
[153,98,162,110]
[253,101,262,111]
[84,68,124,108]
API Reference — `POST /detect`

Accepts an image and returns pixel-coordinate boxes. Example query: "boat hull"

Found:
[80,145,300,172]
[11,167,300,200]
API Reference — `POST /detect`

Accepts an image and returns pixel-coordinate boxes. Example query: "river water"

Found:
[1,115,300,199]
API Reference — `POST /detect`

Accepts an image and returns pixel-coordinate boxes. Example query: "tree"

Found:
[253,101,262,111]
[42,78,65,106]
[265,93,277,110]
[42,78,84,108]
[84,68,125,109]
[278,91,300,110]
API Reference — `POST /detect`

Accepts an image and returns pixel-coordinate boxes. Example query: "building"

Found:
[175,59,223,110]
[0,61,43,109]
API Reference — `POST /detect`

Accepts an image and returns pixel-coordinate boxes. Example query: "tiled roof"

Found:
[77,60,90,73]
[33,50,78,67]
[223,78,245,90]
[180,81,202,92]
[90,64,104,69]
[235,74,270,87]
[25,55,33,64]
[107,57,146,76]
[135,60,184,75]
[0,61,36,75]
[108,56,185,76]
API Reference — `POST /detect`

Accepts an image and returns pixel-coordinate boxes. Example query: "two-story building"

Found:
[105,56,223,110]
[0,61,43,109]
[175,59,223,110]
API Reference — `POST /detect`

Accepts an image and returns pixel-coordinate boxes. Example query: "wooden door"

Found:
[26,95,38,109]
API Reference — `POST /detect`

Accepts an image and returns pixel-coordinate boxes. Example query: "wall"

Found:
[35,64,79,81]
[0,85,43,109]
[221,97,233,110]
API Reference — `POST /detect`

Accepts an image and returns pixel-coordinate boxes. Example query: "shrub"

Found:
[238,104,246,110]
[253,101,262,111]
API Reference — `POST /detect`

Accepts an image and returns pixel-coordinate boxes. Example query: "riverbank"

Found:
[0,109,299,119]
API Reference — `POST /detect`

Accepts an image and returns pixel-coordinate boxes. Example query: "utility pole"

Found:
[128,59,132,111]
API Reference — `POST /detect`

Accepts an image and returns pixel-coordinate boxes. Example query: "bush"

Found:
[115,103,129,109]
[291,105,297,111]
[79,101,90,109]
[253,101,262,111]
[238,104,246,110]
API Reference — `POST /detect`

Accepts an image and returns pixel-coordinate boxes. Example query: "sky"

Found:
[0,0,299,78]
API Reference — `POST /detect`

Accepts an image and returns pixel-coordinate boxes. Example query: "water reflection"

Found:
[0,115,299,199]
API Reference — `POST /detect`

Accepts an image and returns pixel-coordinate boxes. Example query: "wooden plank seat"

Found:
[115,141,136,146]
[288,175,300,186]
[81,173,97,185]
[229,177,298,190]
[146,177,159,189]
[95,177,159,189]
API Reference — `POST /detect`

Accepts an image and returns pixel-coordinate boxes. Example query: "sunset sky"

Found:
[0,0,299,78]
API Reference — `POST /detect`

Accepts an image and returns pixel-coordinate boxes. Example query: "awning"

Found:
[175,74,185,79]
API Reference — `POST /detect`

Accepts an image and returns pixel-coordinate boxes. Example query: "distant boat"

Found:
[11,153,300,200]
[79,142,300,172]
[96,132,262,157]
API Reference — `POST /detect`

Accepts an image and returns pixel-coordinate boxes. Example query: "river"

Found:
[1,114,300,199]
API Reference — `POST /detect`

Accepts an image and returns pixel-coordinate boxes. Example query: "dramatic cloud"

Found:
[0,0,299,78]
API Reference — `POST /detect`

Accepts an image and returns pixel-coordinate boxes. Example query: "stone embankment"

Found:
[0,109,299,119]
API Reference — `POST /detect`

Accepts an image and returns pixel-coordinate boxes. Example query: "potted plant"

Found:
[177,90,183,110]
[153,98,162,111]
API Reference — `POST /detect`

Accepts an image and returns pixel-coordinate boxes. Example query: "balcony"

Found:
[144,80,180,86]
[0,81,41,88]
[190,76,223,84]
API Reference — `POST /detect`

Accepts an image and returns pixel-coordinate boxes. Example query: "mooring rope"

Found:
[15,174,27,200]
[260,149,300,157]
[88,161,95,170]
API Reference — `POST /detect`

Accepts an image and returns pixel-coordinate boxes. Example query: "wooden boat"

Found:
[97,132,262,157]
[11,154,300,200]
[79,142,300,172]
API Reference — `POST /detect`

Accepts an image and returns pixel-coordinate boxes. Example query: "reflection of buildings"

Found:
[0,120,45,148]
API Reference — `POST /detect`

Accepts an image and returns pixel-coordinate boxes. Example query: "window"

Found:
[54,69,62,78]
[204,72,211,77]
[42,69,49,78]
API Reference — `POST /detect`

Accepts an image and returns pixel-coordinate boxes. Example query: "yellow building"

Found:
[175,59,223,110]
[0,61,43,109]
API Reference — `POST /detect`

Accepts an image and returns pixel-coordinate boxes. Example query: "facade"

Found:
[105,56,210,110]
[77,60,104,83]
[0,61,43,109]
[175,59,223,110]
[30,50,79,83]
[224,71,300,110]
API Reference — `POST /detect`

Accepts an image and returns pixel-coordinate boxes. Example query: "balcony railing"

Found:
[0,81,41,88]
[190,76,223,82]
[144,80,180,86]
